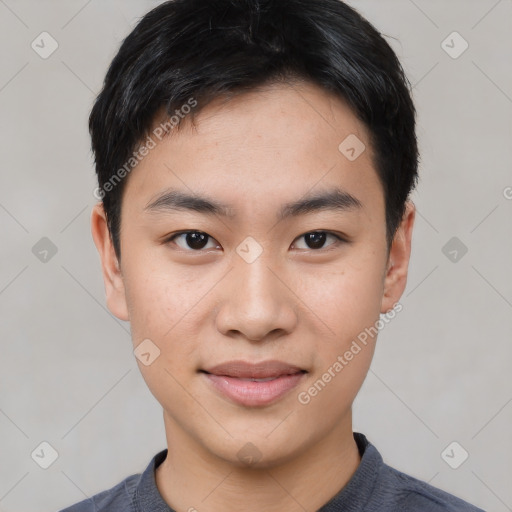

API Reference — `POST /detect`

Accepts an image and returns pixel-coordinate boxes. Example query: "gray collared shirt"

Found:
[59,433,485,511]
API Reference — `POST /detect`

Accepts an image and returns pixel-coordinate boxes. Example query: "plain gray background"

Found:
[0,1,511,511]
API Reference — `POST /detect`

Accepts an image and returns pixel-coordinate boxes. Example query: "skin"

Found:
[91,81,415,512]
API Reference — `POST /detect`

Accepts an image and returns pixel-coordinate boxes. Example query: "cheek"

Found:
[295,251,385,338]
[123,256,222,381]
[124,263,208,406]
[124,256,204,338]
[293,262,382,421]
[124,269,173,342]
[293,247,385,405]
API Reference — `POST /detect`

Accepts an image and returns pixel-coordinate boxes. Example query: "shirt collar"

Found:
[134,432,382,512]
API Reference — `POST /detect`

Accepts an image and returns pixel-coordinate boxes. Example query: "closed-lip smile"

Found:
[200,359,307,407]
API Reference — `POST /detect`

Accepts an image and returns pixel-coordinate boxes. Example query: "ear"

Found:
[381,201,415,313]
[90,203,129,321]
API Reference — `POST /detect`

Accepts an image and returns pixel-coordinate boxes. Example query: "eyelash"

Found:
[164,230,347,252]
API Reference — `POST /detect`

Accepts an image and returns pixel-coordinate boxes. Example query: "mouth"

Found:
[200,360,308,407]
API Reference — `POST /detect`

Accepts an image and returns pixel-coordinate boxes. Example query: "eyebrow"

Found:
[144,187,362,220]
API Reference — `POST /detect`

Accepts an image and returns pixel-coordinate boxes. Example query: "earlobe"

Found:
[90,203,130,321]
[381,201,415,314]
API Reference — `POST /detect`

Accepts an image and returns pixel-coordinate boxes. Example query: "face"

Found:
[92,81,414,468]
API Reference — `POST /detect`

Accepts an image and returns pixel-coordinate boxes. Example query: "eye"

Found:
[167,231,220,251]
[292,231,343,250]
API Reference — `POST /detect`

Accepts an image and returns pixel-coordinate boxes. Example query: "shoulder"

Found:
[379,462,485,511]
[58,448,168,512]
[58,473,140,512]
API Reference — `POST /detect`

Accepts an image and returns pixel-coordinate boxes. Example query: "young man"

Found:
[61,0,483,510]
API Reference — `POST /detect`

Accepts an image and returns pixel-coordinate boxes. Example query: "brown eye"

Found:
[293,231,342,250]
[304,232,327,249]
[169,231,219,251]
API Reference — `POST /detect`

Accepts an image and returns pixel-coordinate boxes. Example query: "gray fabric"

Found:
[59,433,484,512]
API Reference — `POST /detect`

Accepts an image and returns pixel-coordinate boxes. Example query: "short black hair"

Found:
[89,0,419,261]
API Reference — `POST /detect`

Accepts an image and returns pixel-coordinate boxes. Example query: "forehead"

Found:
[123,81,382,214]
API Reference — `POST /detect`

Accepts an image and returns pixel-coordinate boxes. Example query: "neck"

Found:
[155,411,361,512]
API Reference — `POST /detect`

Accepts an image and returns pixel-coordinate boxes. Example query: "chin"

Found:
[202,429,307,470]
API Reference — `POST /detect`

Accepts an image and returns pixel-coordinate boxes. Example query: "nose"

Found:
[215,256,298,342]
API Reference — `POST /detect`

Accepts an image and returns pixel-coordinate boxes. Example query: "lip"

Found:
[203,359,305,379]
[201,360,307,407]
